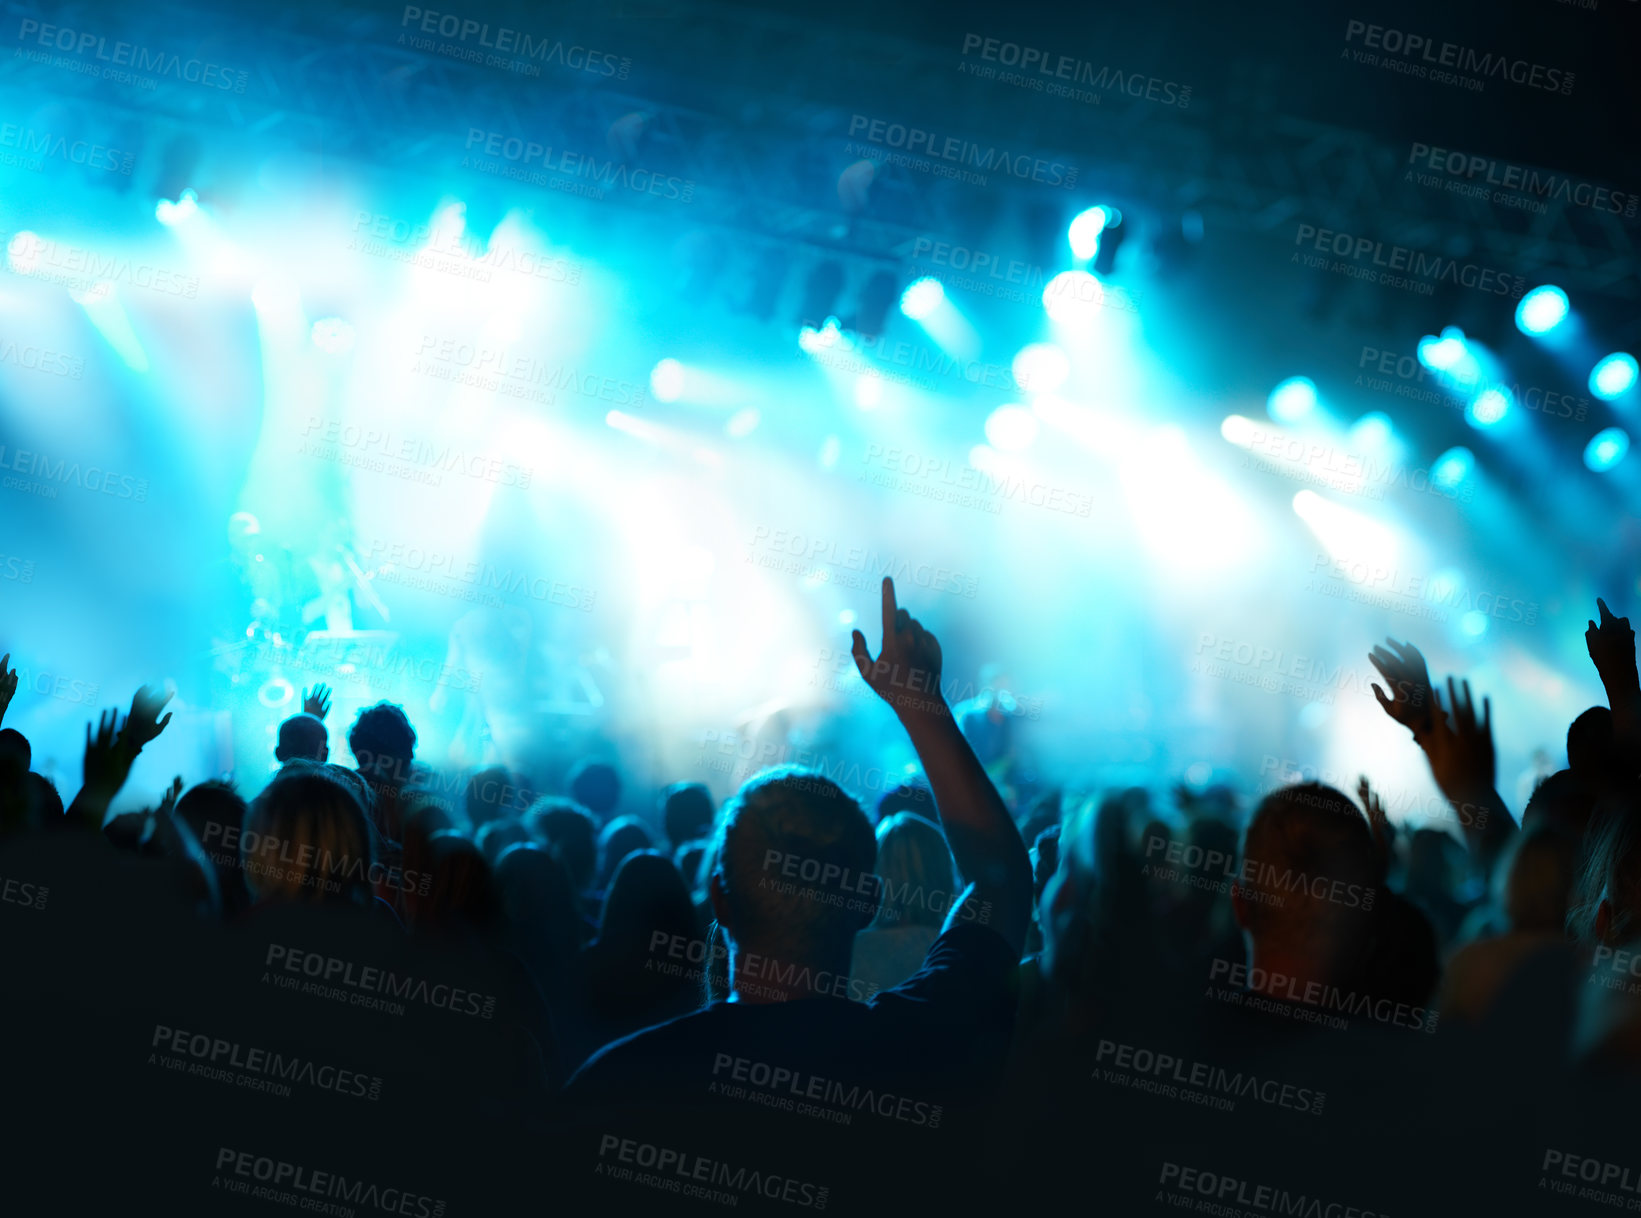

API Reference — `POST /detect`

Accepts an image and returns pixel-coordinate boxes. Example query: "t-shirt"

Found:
[561,923,1019,1214]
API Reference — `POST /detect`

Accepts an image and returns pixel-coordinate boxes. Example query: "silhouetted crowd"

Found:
[3,580,1639,1216]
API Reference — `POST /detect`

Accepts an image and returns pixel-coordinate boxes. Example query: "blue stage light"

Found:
[1267,376,1317,424]
[899,277,945,320]
[1418,328,1467,372]
[155,189,199,226]
[1585,427,1630,472]
[1460,611,1489,638]
[650,358,684,403]
[1590,353,1638,400]
[1465,387,1510,429]
[1012,343,1070,393]
[1432,446,1474,491]
[984,406,1039,451]
[1349,412,1392,448]
[1068,207,1109,260]
[1515,286,1569,335]
[1041,270,1103,324]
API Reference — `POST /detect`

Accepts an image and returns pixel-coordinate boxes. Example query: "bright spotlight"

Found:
[854,375,883,410]
[984,405,1039,452]
[1585,427,1630,472]
[1590,352,1638,400]
[156,189,200,226]
[1460,610,1489,638]
[1418,327,1470,372]
[650,358,684,403]
[899,277,946,320]
[1431,446,1475,491]
[1349,412,1393,448]
[1515,285,1569,335]
[1042,270,1103,324]
[310,317,355,354]
[1220,414,1259,445]
[1012,343,1070,393]
[1465,387,1511,429]
[1292,490,1399,569]
[1068,206,1109,259]
[5,231,42,274]
[1267,376,1317,424]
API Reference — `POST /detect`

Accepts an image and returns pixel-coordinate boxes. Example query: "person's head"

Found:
[598,815,654,889]
[874,781,937,828]
[1571,797,1641,945]
[1524,768,1598,839]
[0,726,31,775]
[1405,827,1464,899]
[872,813,956,930]
[525,798,599,892]
[568,760,621,818]
[176,781,251,913]
[494,843,582,961]
[661,782,715,849]
[710,766,879,963]
[23,773,63,826]
[1232,784,1378,980]
[405,830,500,937]
[597,849,698,955]
[348,702,416,787]
[467,766,529,828]
[476,818,532,863]
[1569,706,1620,781]
[275,713,328,764]
[243,769,372,906]
[1498,823,1578,935]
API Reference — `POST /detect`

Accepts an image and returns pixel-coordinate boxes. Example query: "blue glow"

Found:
[650,358,684,402]
[1432,446,1475,490]
[1465,387,1511,429]
[1418,329,1468,372]
[984,406,1039,452]
[1590,353,1638,400]
[899,276,946,320]
[310,318,355,354]
[1012,343,1070,393]
[1349,412,1392,449]
[1460,610,1489,638]
[1267,376,1317,424]
[1515,286,1569,335]
[1041,270,1103,324]
[155,189,199,226]
[1068,207,1108,260]
[1585,427,1630,472]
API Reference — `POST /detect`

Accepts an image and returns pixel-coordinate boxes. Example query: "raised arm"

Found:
[1587,598,1641,770]
[851,577,1033,956]
[0,653,18,728]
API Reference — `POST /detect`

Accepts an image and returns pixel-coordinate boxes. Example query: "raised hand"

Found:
[83,709,130,790]
[1586,598,1638,692]
[1357,775,1394,881]
[120,683,174,751]
[1422,677,1495,801]
[850,577,946,718]
[302,682,332,720]
[1368,639,1434,737]
[0,652,17,723]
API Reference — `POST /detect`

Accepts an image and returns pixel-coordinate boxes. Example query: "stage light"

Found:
[1428,568,1463,603]
[1012,343,1070,393]
[1432,446,1475,491]
[984,405,1039,452]
[1585,427,1630,472]
[1418,327,1469,372]
[725,408,760,438]
[1068,206,1108,259]
[853,374,883,410]
[1516,285,1569,335]
[1042,270,1103,324]
[5,231,42,274]
[1349,412,1393,448]
[1219,414,1258,445]
[310,318,355,355]
[1267,376,1317,424]
[1460,610,1489,638]
[1590,353,1638,400]
[1465,387,1511,429]
[650,358,684,403]
[1292,490,1399,569]
[156,189,199,226]
[899,276,945,320]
